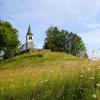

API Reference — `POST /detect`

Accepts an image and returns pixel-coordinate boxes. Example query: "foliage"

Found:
[0,51,99,100]
[44,26,87,57]
[0,20,20,59]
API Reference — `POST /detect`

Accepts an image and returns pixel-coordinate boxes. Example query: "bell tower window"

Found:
[29,36,32,40]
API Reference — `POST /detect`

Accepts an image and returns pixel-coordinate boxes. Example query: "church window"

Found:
[29,36,32,40]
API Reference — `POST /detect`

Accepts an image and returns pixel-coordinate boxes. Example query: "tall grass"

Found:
[0,51,100,100]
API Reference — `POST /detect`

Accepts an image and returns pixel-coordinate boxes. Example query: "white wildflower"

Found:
[44,80,48,82]
[92,94,97,98]
[40,81,43,84]
[89,77,94,80]
[87,68,91,71]
[80,75,83,78]
[96,83,100,87]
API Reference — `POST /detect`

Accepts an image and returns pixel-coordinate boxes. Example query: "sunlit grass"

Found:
[0,51,100,100]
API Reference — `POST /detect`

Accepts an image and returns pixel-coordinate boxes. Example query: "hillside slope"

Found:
[0,51,100,100]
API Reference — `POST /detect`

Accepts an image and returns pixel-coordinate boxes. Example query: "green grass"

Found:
[0,51,100,100]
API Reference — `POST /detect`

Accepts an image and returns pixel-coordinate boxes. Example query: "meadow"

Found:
[0,51,100,100]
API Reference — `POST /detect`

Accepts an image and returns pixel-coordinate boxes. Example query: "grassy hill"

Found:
[0,51,100,100]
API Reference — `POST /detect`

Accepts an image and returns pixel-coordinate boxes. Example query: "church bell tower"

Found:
[26,25,34,49]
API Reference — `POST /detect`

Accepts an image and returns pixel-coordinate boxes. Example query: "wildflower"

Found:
[40,81,43,84]
[80,75,83,78]
[44,80,48,82]
[87,68,91,71]
[92,94,97,98]
[96,83,100,87]
[89,77,94,80]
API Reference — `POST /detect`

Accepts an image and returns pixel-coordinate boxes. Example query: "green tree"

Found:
[44,26,87,57]
[44,27,63,51]
[0,20,20,59]
[68,33,86,56]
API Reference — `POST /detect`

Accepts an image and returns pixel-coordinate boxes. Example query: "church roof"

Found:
[27,25,33,35]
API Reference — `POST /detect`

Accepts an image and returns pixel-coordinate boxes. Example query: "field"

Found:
[0,51,100,100]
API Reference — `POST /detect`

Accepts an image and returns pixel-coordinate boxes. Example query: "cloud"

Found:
[80,29,100,51]
[0,0,100,56]
[1,0,99,22]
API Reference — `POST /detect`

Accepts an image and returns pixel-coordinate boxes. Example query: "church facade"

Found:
[21,25,34,51]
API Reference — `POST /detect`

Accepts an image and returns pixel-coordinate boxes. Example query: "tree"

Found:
[0,20,20,59]
[44,26,87,57]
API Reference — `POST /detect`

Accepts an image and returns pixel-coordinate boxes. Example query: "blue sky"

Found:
[0,0,100,56]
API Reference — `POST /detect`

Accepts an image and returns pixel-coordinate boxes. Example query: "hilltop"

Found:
[0,50,81,69]
[0,51,100,100]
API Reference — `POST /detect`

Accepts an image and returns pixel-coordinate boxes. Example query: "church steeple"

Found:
[26,25,34,50]
[27,25,33,35]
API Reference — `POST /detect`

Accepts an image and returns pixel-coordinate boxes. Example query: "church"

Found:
[21,25,34,51]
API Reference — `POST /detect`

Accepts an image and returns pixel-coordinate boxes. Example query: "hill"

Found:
[0,51,100,100]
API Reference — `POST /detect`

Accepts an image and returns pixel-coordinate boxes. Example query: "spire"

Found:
[27,25,33,35]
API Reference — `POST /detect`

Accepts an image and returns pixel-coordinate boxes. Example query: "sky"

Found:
[0,0,100,57]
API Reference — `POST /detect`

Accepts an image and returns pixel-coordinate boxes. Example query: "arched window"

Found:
[29,36,32,40]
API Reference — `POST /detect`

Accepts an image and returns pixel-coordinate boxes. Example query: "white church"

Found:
[21,25,34,51]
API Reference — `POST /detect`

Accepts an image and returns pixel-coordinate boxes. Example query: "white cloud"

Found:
[79,29,100,56]
[0,0,100,56]
[81,29,100,44]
